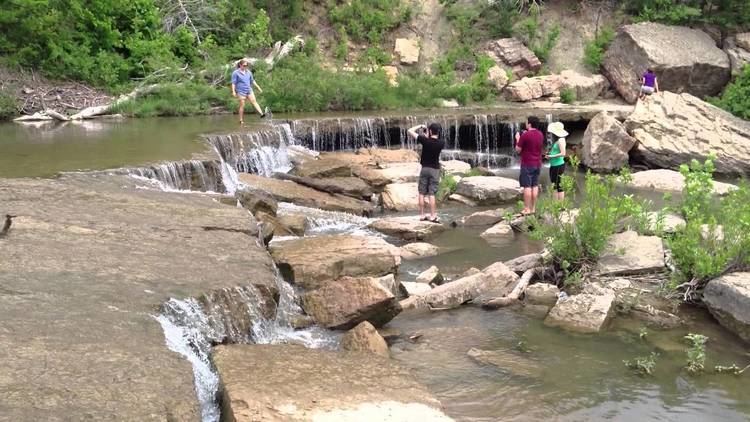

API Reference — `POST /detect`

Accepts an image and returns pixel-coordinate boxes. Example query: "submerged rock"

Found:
[596,231,665,276]
[270,235,400,290]
[603,22,730,103]
[400,242,440,260]
[545,287,616,333]
[626,92,750,175]
[457,208,507,227]
[381,182,419,211]
[448,194,478,206]
[455,176,521,205]
[703,272,750,343]
[480,221,514,244]
[341,321,390,358]
[213,344,452,421]
[422,262,518,309]
[301,276,402,330]
[467,348,542,378]
[368,216,447,241]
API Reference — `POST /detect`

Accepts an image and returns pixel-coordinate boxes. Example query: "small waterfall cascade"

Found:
[155,272,337,422]
[125,160,225,193]
[206,123,297,178]
[277,202,373,236]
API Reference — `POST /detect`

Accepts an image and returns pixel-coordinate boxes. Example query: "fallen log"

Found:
[482,267,542,309]
[70,84,160,120]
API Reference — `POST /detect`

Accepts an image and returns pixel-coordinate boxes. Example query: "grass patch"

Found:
[560,87,576,104]
[583,27,615,72]
[0,90,18,121]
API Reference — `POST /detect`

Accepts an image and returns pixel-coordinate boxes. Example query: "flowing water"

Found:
[4,110,749,422]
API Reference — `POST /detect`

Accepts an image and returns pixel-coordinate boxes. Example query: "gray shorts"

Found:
[641,85,655,95]
[418,167,441,195]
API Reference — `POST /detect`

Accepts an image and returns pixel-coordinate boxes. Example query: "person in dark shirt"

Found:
[515,116,544,215]
[408,123,445,223]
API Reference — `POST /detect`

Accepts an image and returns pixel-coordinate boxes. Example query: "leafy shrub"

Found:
[0,90,18,121]
[583,27,615,72]
[624,352,658,376]
[113,83,229,117]
[711,65,750,120]
[684,333,708,374]
[442,0,518,42]
[515,14,559,63]
[328,0,409,44]
[560,88,576,104]
[529,160,654,284]
[437,172,457,201]
[667,158,750,300]
[630,0,702,25]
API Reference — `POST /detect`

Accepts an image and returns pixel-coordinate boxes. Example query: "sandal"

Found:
[419,216,429,221]
[430,217,441,224]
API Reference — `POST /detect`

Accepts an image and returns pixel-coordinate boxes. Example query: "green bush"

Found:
[442,0,518,42]
[560,88,576,104]
[436,172,457,201]
[113,83,229,117]
[515,14,559,63]
[667,158,750,299]
[711,65,750,120]
[0,91,18,121]
[328,0,409,44]
[583,27,615,72]
[529,161,653,284]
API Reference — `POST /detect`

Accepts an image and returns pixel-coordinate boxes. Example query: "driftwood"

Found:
[482,267,543,309]
[232,35,305,70]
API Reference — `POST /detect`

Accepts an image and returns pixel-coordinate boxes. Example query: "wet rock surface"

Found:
[545,285,616,333]
[628,168,737,195]
[704,272,750,343]
[381,182,419,211]
[341,321,391,357]
[0,174,279,421]
[423,262,518,309]
[213,344,452,422]
[400,242,440,260]
[270,235,400,290]
[455,176,521,205]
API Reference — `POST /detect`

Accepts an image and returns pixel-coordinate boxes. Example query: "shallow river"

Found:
[3,115,749,422]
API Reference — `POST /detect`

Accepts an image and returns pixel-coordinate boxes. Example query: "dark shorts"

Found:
[519,166,540,188]
[418,167,441,195]
[549,164,565,192]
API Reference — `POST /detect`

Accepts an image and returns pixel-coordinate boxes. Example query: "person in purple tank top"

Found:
[639,68,659,100]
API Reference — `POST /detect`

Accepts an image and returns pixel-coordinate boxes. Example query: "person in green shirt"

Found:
[546,122,568,201]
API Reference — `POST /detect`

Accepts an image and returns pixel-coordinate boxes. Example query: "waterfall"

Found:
[206,123,297,178]
[126,160,224,193]
[155,273,337,422]
[277,202,373,236]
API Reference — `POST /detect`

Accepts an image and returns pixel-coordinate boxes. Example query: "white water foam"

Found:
[277,202,373,236]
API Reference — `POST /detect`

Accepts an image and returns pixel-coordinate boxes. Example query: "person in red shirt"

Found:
[515,116,544,215]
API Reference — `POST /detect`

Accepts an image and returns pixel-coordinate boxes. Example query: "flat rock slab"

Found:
[400,242,440,260]
[382,182,419,211]
[545,287,616,333]
[457,208,507,227]
[0,174,280,420]
[239,173,373,215]
[629,168,736,195]
[213,344,453,422]
[301,276,401,330]
[704,272,750,342]
[375,162,421,183]
[270,235,400,290]
[455,176,521,205]
[596,230,665,276]
[368,216,447,241]
[480,222,514,245]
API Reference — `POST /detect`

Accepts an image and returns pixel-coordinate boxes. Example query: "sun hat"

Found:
[547,121,569,138]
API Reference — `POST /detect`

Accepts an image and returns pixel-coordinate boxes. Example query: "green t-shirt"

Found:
[549,139,565,167]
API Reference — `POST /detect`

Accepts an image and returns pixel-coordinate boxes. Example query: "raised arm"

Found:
[408,124,426,140]
[515,132,523,153]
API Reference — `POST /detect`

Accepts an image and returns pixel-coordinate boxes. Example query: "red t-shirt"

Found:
[518,129,544,167]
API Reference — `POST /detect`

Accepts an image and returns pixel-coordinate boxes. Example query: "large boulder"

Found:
[301,276,402,330]
[270,235,400,289]
[368,216,447,241]
[480,222,514,245]
[292,155,353,178]
[381,182,419,211]
[629,168,737,195]
[375,162,422,183]
[625,92,750,175]
[401,281,433,296]
[504,75,562,102]
[236,186,278,216]
[596,230,665,276]
[395,38,421,65]
[422,262,518,309]
[416,266,444,285]
[723,36,750,75]
[341,321,390,357]
[559,70,609,101]
[703,272,750,343]
[581,112,636,172]
[213,344,451,422]
[276,213,308,236]
[484,38,542,78]
[238,174,373,215]
[602,22,731,104]
[545,285,616,333]
[488,65,510,92]
[455,176,521,205]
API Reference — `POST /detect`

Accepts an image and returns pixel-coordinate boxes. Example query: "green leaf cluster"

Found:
[582,27,615,72]
[328,0,411,44]
[711,65,750,120]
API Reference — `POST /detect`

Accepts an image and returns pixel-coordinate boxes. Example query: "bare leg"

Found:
[531,186,540,213]
[238,98,245,124]
[522,188,532,214]
[428,195,437,220]
[248,92,264,115]
[418,194,425,218]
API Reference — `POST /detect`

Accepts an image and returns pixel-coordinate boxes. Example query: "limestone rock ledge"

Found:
[214,344,454,422]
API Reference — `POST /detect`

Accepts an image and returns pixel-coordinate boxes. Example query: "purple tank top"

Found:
[643,72,656,87]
